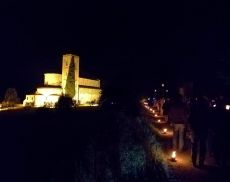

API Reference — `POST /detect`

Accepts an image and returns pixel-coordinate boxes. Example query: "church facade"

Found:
[23,54,101,107]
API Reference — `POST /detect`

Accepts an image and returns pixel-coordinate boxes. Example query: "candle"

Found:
[163,128,167,134]
[171,151,176,162]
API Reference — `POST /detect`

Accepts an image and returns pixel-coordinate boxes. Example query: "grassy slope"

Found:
[0,107,167,182]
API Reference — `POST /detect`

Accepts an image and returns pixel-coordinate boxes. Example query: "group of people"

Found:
[161,93,230,169]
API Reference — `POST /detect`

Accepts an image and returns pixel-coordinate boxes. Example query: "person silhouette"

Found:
[188,94,210,168]
[168,93,190,152]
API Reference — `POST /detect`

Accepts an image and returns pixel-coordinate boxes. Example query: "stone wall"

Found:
[44,73,62,86]
[79,77,100,88]
[79,87,101,104]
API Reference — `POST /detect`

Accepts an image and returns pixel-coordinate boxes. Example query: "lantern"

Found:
[162,128,167,134]
[171,151,176,162]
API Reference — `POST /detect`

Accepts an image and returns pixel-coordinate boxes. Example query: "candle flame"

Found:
[171,151,176,159]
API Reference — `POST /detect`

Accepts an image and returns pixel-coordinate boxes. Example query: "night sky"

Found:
[1,1,230,100]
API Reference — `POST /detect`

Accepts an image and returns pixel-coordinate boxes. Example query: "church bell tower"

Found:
[61,54,79,100]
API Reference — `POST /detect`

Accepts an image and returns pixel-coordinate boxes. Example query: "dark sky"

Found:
[0,1,230,99]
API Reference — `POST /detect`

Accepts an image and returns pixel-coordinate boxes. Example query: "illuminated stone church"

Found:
[23,54,101,107]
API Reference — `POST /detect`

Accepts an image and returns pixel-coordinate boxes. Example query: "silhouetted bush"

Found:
[55,95,74,109]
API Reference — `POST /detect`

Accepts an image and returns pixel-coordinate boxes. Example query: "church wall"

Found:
[79,87,101,104]
[44,73,62,86]
[23,95,35,106]
[79,77,100,88]
[34,95,60,107]
[34,95,46,107]
[36,87,63,96]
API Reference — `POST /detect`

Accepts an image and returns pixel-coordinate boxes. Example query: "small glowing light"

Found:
[148,97,150,101]
[150,108,153,111]
[171,151,176,162]
[226,105,230,110]
[154,89,157,92]
[157,119,161,123]
[213,104,216,108]
[155,114,158,117]
[163,128,167,134]
[161,83,165,87]
[152,110,155,113]
[166,89,168,92]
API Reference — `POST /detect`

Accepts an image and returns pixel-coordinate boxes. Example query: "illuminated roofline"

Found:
[44,73,61,75]
[79,77,100,81]
[63,53,79,57]
[37,86,62,89]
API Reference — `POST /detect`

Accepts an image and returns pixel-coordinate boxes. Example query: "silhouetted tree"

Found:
[2,88,20,107]
[55,95,74,109]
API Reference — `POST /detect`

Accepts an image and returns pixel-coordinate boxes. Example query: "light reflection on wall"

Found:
[36,87,62,96]
[34,95,60,107]
[44,73,62,86]
[35,87,62,107]
[79,87,101,104]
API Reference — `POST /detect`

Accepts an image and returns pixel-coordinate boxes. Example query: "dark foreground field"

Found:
[0,107,167,182]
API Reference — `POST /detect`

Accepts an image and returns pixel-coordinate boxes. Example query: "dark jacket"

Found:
[168,101,189,124]
[188,98,209,135]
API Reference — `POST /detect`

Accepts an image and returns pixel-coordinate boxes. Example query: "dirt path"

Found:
[142,105,228,182]
[165,150,222,182]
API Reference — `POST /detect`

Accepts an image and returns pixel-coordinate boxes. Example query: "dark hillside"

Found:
[0,108,167,182]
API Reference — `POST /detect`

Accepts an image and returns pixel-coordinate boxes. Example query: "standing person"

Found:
[163,98,171,122]
[188,95,210,168]
[168,94,190,152]
[155,98,160,113]
[212,95,230,169]
[159,97,165,116]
